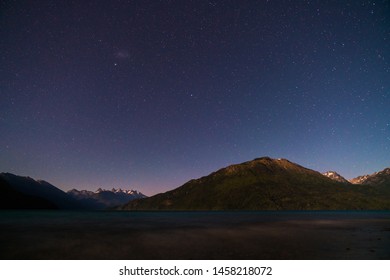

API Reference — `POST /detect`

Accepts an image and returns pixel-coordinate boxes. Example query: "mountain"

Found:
[350,175,370,185]
[120,157,390,210]
[350,168,390,186]
[0,172,146,210]
[67,188,147,209]
[322,171,350,183]
[0,176,58,209]
[0,173,82,209]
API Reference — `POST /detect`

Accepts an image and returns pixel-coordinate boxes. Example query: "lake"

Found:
[0,211,389,259]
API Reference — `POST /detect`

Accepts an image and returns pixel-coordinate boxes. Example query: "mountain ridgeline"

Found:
[2,157,390,211]
[0,173,145,210]
[350,168,390,186]
[0,176,58,209]
[0,173,81,209]
[67,188,147,209]
[120,157,390,210]
[322,171,350,183]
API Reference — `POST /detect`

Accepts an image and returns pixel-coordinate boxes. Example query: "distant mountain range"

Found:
[67,188,146,209]
[349,168,390,186]
[0,173,146,210]
[120,157,390,210]
[2,157,390,210]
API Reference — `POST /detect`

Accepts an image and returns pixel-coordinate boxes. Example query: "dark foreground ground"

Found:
[0,211,389,259]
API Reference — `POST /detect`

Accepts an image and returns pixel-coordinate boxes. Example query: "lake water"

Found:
[0,211,389,259]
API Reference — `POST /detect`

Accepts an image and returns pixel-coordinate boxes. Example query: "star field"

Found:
[1,0,389,195]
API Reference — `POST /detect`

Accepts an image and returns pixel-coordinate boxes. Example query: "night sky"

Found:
[1,0,389,195]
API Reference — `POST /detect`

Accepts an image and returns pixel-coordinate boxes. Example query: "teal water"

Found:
[1,211,389,259]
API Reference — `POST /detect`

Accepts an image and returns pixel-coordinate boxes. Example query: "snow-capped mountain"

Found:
[350,168,390,186]
[122,157,382,211]
[68,188,147,209]
[95,187,143,196]
[349,175,371,185]
[322,171,350,184]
